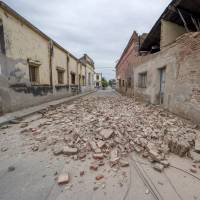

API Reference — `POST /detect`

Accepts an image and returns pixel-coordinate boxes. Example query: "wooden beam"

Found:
[177,8,190,32]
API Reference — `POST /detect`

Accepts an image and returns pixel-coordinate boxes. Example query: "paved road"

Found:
[0,89,200,200]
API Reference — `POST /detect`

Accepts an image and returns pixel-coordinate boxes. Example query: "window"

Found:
[57,70,64,84]
[71,73,76,84]
[82,75,85,86]
[119,79,121,87]
[88,73,91,85]
[127,77,131,88]
[96,75,99,80]
[29,65,39,83]
[0,19,5,55]
[122,80,125,87]
[138,72,147,88]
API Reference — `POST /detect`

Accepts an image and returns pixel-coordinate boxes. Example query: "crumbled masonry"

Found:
[19,95,200,175]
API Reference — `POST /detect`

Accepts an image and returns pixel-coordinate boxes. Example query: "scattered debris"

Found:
[96,175,104,181]
[53,146,63,155]
[194,138,200,153]
[57,173,70,184]
[15,95,200,181]
[100,129,114,140]
[93,153,104,160]
[153,163,164,172]
[80,171,84,176]
[93,186,99,191]
[119,159,129,167]
[190,168,197,174]
[90,164,98,171]
[63,147,78,155]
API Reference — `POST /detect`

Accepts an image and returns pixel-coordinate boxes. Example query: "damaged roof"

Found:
[140,0,200,51]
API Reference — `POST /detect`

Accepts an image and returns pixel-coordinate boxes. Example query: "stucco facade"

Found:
[94,73,102,88]
[0,2,95,114]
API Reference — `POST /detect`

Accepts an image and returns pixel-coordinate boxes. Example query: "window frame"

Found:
[71,72,76,85]
[29,64,39,84]
[138,72,147,88]
[57,70,64,85]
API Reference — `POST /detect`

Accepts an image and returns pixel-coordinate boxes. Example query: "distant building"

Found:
[116,0,200,124]
[0,2,95,114]
[94,73,102,88]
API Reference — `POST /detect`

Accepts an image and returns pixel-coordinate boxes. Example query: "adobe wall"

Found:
[134,32,200,123]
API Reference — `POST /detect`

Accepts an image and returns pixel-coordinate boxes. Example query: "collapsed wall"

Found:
[134,32,200,124]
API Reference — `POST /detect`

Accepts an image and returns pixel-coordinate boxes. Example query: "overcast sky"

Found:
[4,0,171,80]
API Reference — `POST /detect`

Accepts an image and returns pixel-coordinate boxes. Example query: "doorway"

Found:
[159,67,166,104]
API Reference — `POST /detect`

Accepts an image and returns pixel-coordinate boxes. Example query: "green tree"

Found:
[101,77,108,88]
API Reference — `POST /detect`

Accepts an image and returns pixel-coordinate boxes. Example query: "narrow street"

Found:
[0,89,200,200]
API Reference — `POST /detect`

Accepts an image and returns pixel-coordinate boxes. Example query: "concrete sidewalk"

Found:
[0,90,96,126]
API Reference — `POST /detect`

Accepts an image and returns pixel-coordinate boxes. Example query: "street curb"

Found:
[0,90,96,126]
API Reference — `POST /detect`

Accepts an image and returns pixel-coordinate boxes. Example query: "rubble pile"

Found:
[21,95,200,172]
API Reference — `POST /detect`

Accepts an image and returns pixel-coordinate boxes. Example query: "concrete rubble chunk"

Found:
[153,163,164,172]
[35,136,46,142]
[147,143,162,162]
[96,175,104,181]
[110,149,119,166]
[190,168,197,174]
[90,164,98,171]
[119,159,129,167]
[159,160,170,168]
[93,153,104,160]
[190,151,200,163]
[53,146,63,155]
[89,141,98,151]
[100,129,114,140]
[63,146,78,155]
[194,138,200,153]
[57,173,70,184]
[97,141,106,149]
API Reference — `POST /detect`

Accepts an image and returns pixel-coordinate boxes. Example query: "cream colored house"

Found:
[0,1,95,113]
[79,54,95,92]
[94,73,102,88]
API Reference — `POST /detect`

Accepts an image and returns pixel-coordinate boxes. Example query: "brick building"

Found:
[116,31,147,97]
[0,2,95,114]
[116,0,200,123]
